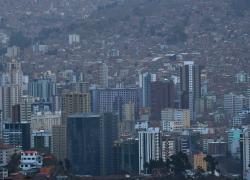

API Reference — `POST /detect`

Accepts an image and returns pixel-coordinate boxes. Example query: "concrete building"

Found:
[20,96,35,123]
[207,141,227,157]
[2,122,30,150]
[52,125,67,161]
[0,144,15,167]
[139,72,155,108]
[61,92,90,125]
[6,59,23,85]
[150,80,175,123]
[67,113,118,176]
[228,128,241,157]
[121,102,136,135]
[91,88,139,120]
[0,85,22,121]
[19,150,43,171]
[28,78,57,102]
[69,34,80,45]
[67,114,101,175]
[241,127,250,179]
[193,152,207,171]
[52,92,90,160]
[96,62,109,88]
[113,138,139,174]
[224,93,248,115]
[180,61,202,122]
[161,108,190,132]
[138,127,161,174]
[31,111,61,133]
[31,130,51,153]
[162,135,176,162]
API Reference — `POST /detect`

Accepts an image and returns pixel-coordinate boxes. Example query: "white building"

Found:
[162,136,176,162]
[69,34,80,45]
[31,111,61,133]
[139,127,161,174]
[19,150,43,171]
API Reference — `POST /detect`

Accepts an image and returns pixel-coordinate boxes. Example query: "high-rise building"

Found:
[0,85,22,121]
[67,113,101,176]
[67,113,118,176]
[113,138,139,174]
[61,92,90,125]
[20,95,35,123]
[138,127,161,174]
[100,113,118,175]
[28,78,57,102]
[121,102,136,135]
[180,61,202,122]
[91,88,139,120]
[241,127,250,179]
[150,80,175,123]
[6,59,23,85]
[162,135,176,162]
[2,122,30,150]
[52,92,90,161]
[228,128,241,158]
[52,125,67,161]
[224,93,247,115]
[96,62,108,88]
[12,104,20,123]
[139,72,155,108]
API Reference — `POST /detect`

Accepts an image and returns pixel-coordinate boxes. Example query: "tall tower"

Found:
[150,80,175,124]
[241,127,250,179]
[20,95,35,123]
[139,127,161,174]
[97,62,108,88]
[6,59,23,85]
[180,61,201,122]
[61,92,90,125]
[0,85,22,121]
[139,72,155,108]
[52,92,90,160]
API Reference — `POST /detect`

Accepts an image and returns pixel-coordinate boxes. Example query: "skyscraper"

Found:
[91,88,139,120]
[52,92,90,160]
[150,80,175,124]
[96,62,108,88]
[61,92,90,125]
[180,61,202,122]
[67,113,101,176]
[0,85,22,121]
[100,113,118,175]
[139,72,156,108]
[139,127,161,174]
[241,127,250,179]
[6,59,23,85]
[20,95,35,123]
[67,113,118,176]
[28,78,57,102]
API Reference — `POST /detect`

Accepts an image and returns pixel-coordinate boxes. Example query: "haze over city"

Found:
[0,0,249,179]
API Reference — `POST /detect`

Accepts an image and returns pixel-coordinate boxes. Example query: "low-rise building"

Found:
[19,150,43,171]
